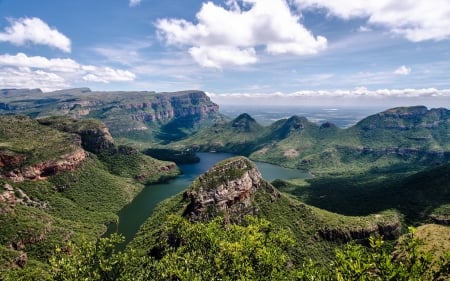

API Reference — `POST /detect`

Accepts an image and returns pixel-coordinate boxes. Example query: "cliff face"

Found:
[184,157,280,222]
[0,89,221,140]
[1,148,86,182]
[127,91,219,123]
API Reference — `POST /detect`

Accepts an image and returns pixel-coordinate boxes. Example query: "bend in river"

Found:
[107,152,309,248]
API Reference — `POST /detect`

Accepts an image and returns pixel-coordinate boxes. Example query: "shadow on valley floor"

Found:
[273,163,450,225]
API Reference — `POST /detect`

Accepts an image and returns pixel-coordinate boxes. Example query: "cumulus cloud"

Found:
[394,65,411,75]
[0,17,71,52]
[294,0,450,42]
[129,0,141,7]
[156,0,327,68]
[0,53,136,91]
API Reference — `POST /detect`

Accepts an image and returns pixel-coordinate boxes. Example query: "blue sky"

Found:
[0,0,450,107]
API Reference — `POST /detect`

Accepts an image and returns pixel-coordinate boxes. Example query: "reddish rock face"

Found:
[1,148,86,182]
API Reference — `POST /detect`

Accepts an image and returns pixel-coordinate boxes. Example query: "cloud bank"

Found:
[156,0,327,68]
[0,53,136,91]
[208,88,450,108]
[0,17,71,52]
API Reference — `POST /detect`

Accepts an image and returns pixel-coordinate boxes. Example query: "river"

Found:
[106,152,309,248]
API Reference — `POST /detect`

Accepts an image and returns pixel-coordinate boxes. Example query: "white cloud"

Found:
[0,17,71,52]
[129,0,141,7]
[394,65,411,75]
[294,0,450,42]
[82,67,136,83]
[0,53,136,90]
[156,0,327,68]
[189,46,257,68]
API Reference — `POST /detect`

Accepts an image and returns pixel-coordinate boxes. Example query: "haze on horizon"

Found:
[0,0,450,109]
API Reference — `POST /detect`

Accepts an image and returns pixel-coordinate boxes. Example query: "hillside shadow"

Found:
[274,163,450,225]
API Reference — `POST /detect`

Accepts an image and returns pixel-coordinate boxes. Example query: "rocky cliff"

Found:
[0,88,221,142]
[1,148,86,182]
[183,156,280,222]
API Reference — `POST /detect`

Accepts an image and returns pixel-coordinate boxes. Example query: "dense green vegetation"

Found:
[1,103,450,280]
[3,219,448,280]
[0,116,178,274]
[143,147,200,163]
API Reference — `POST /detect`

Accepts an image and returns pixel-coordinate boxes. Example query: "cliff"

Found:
[183,156,280,222]
[0,88,221,143]
[1,148,86,182]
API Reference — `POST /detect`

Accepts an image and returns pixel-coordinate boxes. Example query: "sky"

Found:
[1,0,450,107]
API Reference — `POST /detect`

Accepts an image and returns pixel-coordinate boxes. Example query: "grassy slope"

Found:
[0,116,178,272]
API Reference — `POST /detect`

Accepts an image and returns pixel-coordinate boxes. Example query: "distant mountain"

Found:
[176,106,450,174]
[0,88,222,144]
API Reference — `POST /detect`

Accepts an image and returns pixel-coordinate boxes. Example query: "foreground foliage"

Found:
[3,218,449,281]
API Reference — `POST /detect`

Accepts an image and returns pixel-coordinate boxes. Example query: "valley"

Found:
[0,88,449,280]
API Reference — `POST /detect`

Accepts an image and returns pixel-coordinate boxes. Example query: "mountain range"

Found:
[0,88,449,279]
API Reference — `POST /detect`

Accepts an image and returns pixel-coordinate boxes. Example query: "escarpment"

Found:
[0,89,221,139]
[183,156,280,223]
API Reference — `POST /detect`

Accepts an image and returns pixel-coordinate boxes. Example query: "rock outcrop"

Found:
[183,156,279,222]
[318,215,402,242]
[1,148,86,182]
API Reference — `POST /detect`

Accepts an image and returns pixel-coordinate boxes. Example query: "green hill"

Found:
[0,116,178,272]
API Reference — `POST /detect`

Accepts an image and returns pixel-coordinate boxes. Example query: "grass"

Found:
[0,116,79,168]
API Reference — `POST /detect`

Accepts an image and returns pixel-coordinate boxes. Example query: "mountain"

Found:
[175,106,450,175]
[0,116,179,270]
[0,88,222,144]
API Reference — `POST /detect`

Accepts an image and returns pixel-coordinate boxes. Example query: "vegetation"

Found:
[1,104,450,279]
[2,220,448,280]
[143,147,200,163]
[173,106,450,175]
[0,116,179,274]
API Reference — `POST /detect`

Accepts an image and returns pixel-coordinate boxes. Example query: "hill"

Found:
[0,116,179,272]
[173,106,450,175]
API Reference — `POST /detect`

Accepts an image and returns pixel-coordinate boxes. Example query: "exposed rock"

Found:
[184,156,279,223]
[1,148,86,182]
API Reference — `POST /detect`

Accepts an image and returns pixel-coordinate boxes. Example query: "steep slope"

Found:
[0,116,178,271]
[0,88,221,144]
[130,156,401,264]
